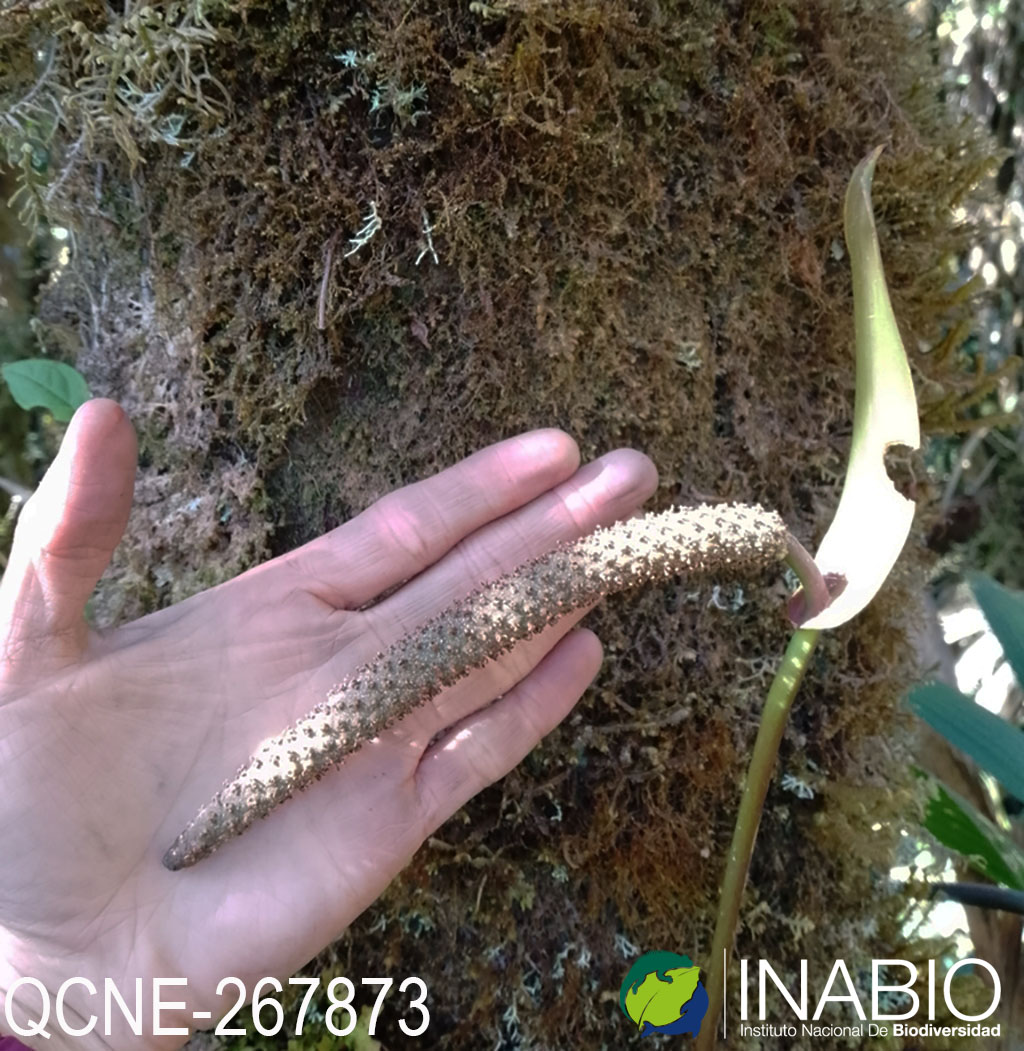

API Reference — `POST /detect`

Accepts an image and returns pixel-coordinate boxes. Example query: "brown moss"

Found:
[0,0,1003,1046]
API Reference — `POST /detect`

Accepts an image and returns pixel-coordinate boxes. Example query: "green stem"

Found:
[696,627,821,1051]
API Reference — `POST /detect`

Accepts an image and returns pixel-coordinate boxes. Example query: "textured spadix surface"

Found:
[163,503,787,870]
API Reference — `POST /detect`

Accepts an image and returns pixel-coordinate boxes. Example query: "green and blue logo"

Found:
[620,951,709,1038]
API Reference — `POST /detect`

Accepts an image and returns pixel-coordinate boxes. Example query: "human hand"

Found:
[0,399,657,1050]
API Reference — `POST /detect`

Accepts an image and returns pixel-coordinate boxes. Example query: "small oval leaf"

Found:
[1,358,91,422]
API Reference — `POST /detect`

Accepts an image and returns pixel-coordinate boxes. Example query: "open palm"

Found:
[0,400,656,1050]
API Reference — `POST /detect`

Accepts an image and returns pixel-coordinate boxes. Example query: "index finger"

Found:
[278,429,581,610]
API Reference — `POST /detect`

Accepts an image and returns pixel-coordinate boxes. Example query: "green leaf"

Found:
[909,681,1024,801]
[624,965,702,1031]
[921,777,1024,890]
[1,358,91,422]
[968,572,1024,689]
[802,146,920,630]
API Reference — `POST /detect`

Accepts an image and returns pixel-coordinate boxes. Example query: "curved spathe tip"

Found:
[799,146,920,630]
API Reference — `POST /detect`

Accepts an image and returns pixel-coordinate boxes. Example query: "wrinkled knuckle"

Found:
[373,494,436,566]
[514,687,549,744]
[466,737,509,787]
[417,774,448,828]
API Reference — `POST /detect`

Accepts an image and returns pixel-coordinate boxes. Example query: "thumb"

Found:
[0,398,137,668]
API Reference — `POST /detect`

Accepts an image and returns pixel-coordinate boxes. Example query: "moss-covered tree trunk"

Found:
[0,0,998,1046]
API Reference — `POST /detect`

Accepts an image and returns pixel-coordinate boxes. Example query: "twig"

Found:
[0,477,33,502]
[316,230,342,331]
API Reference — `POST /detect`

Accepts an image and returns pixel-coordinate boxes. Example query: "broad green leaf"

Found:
[624,965,701,1030]
[802,146,919,629]
[968,572,1024,689]
[909,681,1024,800]
[922,777,1024,890]
[1,358,91,422]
